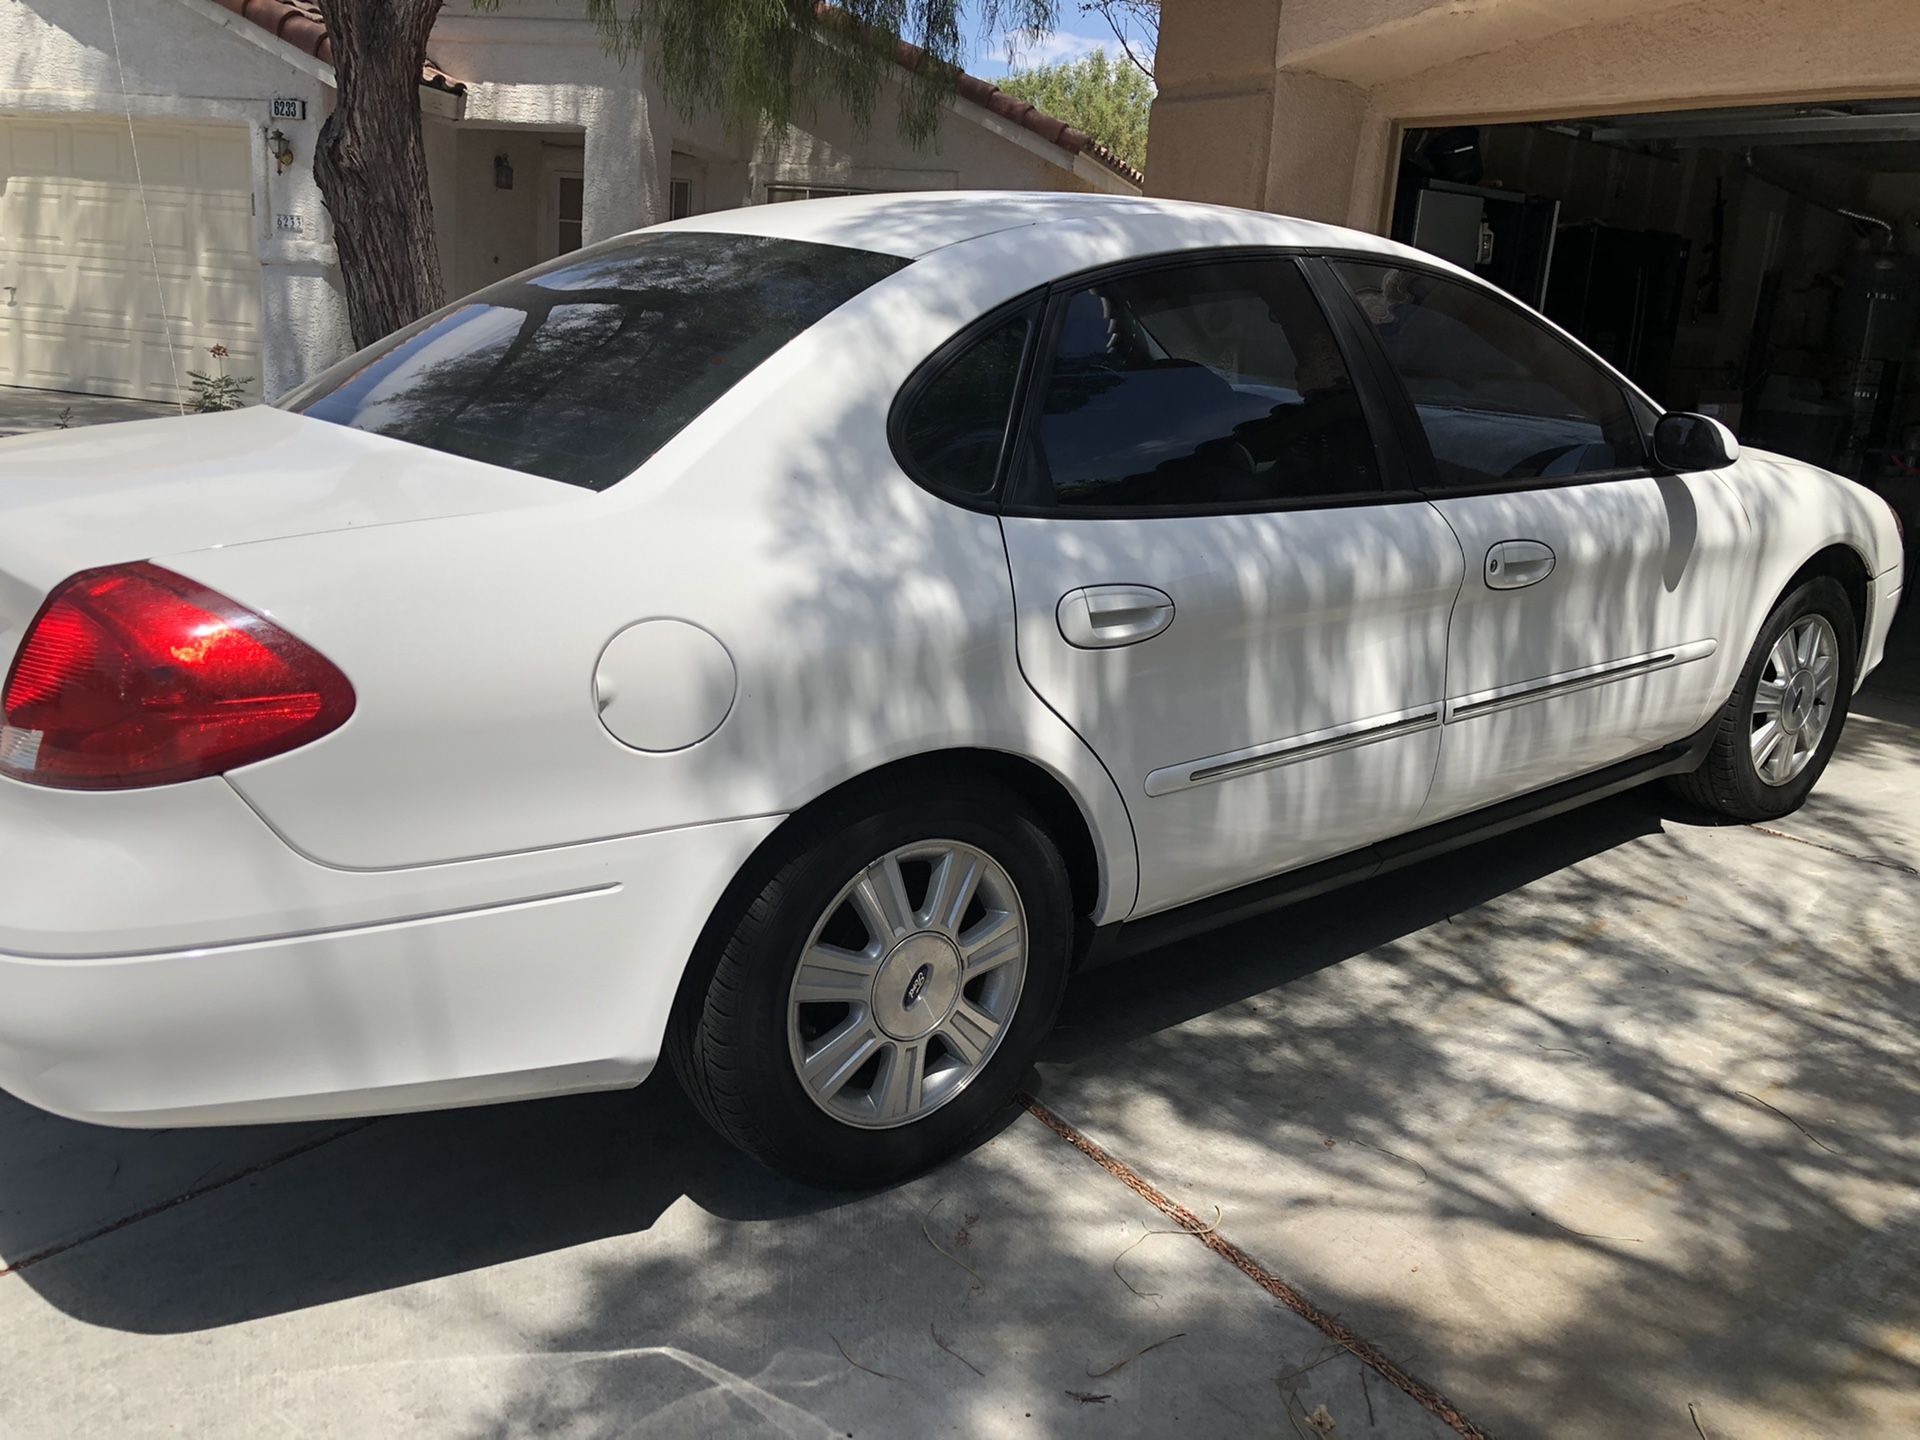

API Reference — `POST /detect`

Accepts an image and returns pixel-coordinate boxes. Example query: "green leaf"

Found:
[999,47,1150,173]
[473,1,1060,147]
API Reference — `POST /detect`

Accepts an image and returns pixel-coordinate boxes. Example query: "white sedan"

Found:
[0,194,1902,1186]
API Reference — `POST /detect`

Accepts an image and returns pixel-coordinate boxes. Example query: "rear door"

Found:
[992,253,1466,917]
[1327,259,1747,821]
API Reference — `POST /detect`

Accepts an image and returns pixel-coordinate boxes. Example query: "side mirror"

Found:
[1653,412,1740,472]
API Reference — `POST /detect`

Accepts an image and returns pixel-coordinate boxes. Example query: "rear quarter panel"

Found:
[164,242,1143,920]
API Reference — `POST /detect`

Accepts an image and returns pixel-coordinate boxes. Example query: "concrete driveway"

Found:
[0,385,178,438]
[3,628,1916,1439]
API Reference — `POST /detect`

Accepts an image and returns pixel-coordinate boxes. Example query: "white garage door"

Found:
[0,116,262,404]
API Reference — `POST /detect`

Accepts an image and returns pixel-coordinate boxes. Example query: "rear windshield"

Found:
[282,232,908,490]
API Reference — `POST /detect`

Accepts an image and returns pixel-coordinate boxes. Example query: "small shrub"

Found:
[187,343,254,413]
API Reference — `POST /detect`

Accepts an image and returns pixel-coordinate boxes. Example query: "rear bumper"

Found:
[0,779,778,1126]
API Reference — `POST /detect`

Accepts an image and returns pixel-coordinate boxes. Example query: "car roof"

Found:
[652,190,1420,264]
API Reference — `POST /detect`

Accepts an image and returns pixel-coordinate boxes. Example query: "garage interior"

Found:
[1392,99,1920,526]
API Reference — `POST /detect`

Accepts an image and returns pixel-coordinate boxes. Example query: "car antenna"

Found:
[104,0,188,416]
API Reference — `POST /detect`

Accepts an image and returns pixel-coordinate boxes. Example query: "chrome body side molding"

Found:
[1145,639,1718,796]
[1144,705,1442,796]
[1445,639,1718,722]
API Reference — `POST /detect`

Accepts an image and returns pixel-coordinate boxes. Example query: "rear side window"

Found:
[896,307,1035,498]
[1332,261,1646,489]
[1017,257,1381,511]
[284,233,908,490]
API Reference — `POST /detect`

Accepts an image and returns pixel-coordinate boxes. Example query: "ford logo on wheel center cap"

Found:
[902,962,933,1008]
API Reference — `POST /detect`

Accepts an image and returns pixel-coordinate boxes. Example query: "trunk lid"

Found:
[0,407,577,672]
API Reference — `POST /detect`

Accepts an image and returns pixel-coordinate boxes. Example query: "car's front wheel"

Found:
[1669,575,1857,821]
[667,771,1073,1188]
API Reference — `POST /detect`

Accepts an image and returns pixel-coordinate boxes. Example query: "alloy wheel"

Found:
[1751,613,1840,786]
[786,840,1028,1130]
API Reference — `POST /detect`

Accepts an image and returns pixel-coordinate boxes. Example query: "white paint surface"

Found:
[0,193,1899,1140]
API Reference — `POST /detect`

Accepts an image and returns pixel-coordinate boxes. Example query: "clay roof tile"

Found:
[214,0,464,94]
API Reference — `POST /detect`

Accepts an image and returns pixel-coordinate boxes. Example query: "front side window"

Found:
[1333,262,1646,489]
[285,232,907,490]
[896,307,1034,498]
[1018,257,1381,510]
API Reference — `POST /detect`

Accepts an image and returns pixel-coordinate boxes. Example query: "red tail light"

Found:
[0,563,354,790]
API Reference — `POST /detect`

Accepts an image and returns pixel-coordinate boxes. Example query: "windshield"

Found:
[283,232,908,490]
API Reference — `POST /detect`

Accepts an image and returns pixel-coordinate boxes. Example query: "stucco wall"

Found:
[443,129,550,295]
[749,93,1100,201]
[1260,72,1368,231]
[1144,0,1279,213]
[1272,0,1682,86]
[3,0,349,398]
[434,1,1111,225]
[12,0,1122,403]
[1376,0,1920,124]
[427,3,672,244]
[1153,0,1920,234]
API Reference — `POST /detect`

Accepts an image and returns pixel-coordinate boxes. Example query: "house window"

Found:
[554,173,584,255]
[765,185,862,204]
[669,177,694,220]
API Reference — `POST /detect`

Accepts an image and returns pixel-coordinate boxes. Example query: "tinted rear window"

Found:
[897,306,1035,498]
[283,232,908,490]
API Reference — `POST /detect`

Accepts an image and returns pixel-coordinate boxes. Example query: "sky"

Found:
[953,1,1141,79]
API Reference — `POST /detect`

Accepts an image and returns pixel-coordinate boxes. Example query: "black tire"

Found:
[666,768,1074,1189]
[1667,576,1857,821]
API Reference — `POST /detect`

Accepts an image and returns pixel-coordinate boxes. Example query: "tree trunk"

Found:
[314,0,446,349]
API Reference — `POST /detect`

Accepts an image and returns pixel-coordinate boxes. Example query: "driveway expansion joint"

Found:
[1020,1094,1489,1440]
[1746,822,1920,877]
[0,1120,376,1279]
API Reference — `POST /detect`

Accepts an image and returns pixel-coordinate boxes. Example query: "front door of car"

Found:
[1327,260,1748,822]
[997,254,1467,918]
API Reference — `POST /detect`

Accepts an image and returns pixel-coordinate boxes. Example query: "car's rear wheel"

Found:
[667,771,1073,1188]
[1668,576,1857,821]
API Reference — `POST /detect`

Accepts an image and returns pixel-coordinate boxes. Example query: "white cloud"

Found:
[996,28,1112,70]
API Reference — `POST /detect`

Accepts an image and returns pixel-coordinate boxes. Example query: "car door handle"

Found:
[1486,540,1556,590]
[1056,585,1175,649]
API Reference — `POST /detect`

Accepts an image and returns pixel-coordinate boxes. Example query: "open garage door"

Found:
[1391,101,1920,510]
[0,115,261,405]
[1393,99,1920,685]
